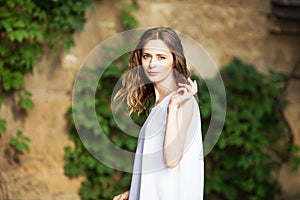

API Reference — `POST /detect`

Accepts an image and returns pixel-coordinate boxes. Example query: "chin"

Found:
[147,77,162,83]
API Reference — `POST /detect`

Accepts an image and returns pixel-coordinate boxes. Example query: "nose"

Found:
[149,57,157,69]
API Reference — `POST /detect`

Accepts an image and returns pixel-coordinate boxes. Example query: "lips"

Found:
[148,71,159,76]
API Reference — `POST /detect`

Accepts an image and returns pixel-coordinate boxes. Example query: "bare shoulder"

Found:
[179,97,195,115]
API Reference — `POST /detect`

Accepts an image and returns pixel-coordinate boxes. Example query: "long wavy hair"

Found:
[114,27,190,115]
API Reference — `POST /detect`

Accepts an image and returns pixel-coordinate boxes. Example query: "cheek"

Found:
[166,59,174,69]
[161,62,173,73]
[167,55,174,68]
[141,61,147,71]
[141,63,148,75]
[158,57,173,69]
[141,59,148,68]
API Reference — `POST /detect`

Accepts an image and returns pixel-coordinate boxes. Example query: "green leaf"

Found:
[19,91,34,110]
[121,12,138,29]
[122,2,138,11]
[14,30,29,42]
[14,20,26,28]
[0,119,7,133]
[201,58,298,199]
[7,0,16,8]
[10,131,31,153]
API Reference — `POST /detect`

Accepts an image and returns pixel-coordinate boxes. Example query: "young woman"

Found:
[113,27,204,200]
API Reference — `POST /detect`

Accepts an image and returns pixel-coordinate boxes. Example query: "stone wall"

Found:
[0,0,299,199]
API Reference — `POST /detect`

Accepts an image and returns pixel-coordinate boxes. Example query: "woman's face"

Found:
[141,39,174,84]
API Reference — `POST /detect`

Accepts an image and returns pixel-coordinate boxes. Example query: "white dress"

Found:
[129,92,204,200]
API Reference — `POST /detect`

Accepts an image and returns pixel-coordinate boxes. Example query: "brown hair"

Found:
[114,27,190,115]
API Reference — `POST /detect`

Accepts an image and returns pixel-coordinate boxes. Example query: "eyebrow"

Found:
[142,52,168,56]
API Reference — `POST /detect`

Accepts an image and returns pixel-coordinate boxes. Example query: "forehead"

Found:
[142,39,171,54]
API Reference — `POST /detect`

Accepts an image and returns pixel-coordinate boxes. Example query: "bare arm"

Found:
[164,98,194,168]
[163,78,197,168]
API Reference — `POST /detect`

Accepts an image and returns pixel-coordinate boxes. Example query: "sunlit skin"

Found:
[141,39,178,103]
[113,39,198,200]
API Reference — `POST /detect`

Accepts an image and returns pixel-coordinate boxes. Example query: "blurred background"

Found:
[0,0,299,199]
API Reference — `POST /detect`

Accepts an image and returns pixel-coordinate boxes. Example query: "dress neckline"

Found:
[151,91,177,110]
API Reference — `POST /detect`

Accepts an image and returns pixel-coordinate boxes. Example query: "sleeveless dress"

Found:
[129,92,204,200]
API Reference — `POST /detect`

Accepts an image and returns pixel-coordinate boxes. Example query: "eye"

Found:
[142,54,150,59]
[158,56,166,60]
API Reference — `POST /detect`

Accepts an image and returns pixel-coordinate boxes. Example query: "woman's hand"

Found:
[113,190,129,200]
[170,77,198,108]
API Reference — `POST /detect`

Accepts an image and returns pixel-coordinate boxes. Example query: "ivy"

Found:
[121,1,138,30]
[10,130,31,153]
[0,0,92,153]
[0,119,6,133]
[64,51,142,199]
[19,90,34,110]
[64,1,141,199]
[66,56,300,199]
[201,58,300,199]
[63,2,300,199]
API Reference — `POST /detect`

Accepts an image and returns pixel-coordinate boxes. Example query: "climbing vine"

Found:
[0,0,92,154]
[65,55,300,199]
[201,58,300,199]
[64,1,141,199]
[63,2,300,200]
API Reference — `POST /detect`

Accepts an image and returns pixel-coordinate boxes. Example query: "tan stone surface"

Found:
[284,80,300,146]
[0,0,121,199]
[0,0,299,199]
[279,163,300,200]
[278,79,300,199]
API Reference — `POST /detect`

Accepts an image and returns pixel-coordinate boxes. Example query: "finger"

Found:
[113,195,119,200]
[120,193,127,200]
[193,80,198,91]
[120,194,127,200]
[187,79,198,94]
[191,82,197,94]
[186,78,197,88]
[177,87,188,95]
[124,190,129,198]
[186,78,198,91]
[188,77,196,87]
[115,194,122,200]
[177,88,193,100]
[178,83,192,92]
[178,85,196,96]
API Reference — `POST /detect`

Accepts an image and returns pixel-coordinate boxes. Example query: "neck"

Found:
[153,80,178,105]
